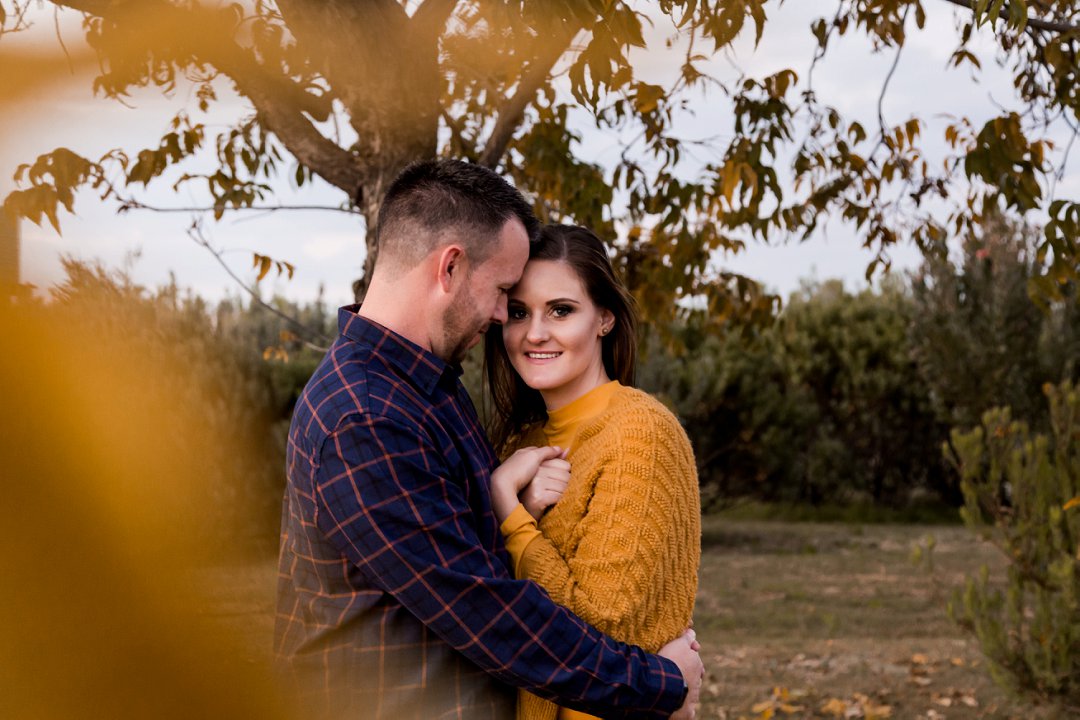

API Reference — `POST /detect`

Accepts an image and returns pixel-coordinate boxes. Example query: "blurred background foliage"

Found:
[8,214,1076,548]
[6,258,334,549]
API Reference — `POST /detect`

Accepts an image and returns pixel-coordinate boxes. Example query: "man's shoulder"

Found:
[294,336,436,444]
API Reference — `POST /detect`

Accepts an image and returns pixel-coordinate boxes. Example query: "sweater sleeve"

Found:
[502,406,697,645]
[500,503,543,577]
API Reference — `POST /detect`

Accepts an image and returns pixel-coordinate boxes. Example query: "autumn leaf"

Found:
[819,697,847,716]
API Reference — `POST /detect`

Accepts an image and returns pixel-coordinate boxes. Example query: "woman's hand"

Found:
[490,446,565,523]
[519,455,570,520]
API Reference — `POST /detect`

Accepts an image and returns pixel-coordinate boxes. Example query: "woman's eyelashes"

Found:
[507,303,575,321]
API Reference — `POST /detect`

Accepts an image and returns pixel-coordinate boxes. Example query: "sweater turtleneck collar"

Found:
[542,380,621,452]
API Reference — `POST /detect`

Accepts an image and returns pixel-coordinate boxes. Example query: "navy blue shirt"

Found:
[275,306,685,719]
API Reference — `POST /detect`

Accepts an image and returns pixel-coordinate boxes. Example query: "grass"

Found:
[197,519,1056,719]
[695,518,1052,719]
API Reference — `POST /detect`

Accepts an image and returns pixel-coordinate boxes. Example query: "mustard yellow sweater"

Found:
[500,382,701,720]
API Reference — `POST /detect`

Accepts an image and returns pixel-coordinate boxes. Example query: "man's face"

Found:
[439,217,530,364]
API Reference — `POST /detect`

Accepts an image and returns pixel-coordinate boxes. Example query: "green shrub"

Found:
[642,280,949,510]
[949,380,1080,710]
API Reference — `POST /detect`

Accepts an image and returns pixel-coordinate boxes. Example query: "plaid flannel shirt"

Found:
[275,306,686,720]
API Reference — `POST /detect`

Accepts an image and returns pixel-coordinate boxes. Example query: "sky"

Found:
[1,2,1076,308]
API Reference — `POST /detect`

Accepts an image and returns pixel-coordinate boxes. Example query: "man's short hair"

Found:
[375,159,540,273]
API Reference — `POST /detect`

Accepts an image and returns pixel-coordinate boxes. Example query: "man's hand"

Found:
[490,446,565,522]
[519,453,570,519]
[658,629,703,720]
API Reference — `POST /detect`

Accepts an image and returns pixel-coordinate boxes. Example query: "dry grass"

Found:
[695,519,1052,719]
[197,520,1056,719]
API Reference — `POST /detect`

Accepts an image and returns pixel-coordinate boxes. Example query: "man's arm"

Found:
[314,413,690,718]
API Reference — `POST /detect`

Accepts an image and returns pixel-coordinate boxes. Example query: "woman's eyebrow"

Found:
[546,297,581,305]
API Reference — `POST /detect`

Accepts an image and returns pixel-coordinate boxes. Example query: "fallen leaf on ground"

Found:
[820,698,847,717]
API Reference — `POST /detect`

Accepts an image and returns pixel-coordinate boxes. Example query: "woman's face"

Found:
[503,259,614,411]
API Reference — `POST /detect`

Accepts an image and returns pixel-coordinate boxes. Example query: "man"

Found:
[275,159,703,719]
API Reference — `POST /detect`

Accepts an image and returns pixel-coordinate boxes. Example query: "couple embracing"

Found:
[275,159,703,720]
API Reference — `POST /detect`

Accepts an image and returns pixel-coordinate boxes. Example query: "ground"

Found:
[197,519,1057,719]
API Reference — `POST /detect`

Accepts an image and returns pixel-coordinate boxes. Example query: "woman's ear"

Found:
[599,308,615,336]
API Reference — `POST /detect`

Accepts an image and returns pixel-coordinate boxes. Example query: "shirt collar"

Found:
[337,304,461,396]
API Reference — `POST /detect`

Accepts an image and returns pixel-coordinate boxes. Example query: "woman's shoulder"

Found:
[597,385,691,442]
[608,385,680,422]
[582,386,697,477]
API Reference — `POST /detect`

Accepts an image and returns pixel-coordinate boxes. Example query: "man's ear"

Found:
[436,245,467,294]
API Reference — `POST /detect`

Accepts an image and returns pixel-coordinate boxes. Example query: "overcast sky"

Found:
[2,2,1076,307]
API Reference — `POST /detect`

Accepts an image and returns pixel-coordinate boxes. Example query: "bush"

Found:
[949,380,1080,710]
[641,279,949,510]
[15,259,330,550]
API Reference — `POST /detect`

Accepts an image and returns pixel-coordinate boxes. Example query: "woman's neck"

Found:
[540,367,612,413]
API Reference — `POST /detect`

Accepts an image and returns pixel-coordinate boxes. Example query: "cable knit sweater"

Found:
[499,382,701,720]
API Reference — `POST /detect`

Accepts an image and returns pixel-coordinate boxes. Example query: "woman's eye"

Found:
[552,305,572,318]
[508,307,526,321]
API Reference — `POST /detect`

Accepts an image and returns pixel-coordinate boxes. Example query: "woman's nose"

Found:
[526,315,548,343]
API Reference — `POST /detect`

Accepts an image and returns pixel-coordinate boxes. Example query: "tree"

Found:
[2,0,1077,332]
[909,215,1080,436]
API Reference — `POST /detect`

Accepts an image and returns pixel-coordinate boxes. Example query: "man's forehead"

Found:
[491,218,530,276]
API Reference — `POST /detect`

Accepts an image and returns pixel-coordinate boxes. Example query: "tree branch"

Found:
[877,7,908,141]
[52,0,364,197]
[478,23,581,168]
[412,0,458,44]
[188,220,332,351]
[939,0,1079,33]
[274,0,439,186]
[117,199,361,215]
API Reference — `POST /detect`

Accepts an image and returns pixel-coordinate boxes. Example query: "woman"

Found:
[486,224,701,720]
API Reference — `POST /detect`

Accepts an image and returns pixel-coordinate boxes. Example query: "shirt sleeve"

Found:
[312,412,687,719]
[499,413,694,648]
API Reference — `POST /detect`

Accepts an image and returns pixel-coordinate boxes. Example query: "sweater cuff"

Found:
[499,503,543,577]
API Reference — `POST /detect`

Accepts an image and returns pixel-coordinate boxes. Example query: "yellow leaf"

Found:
[721,162,738,203]
[751,700,774,713]
[1063,496,1080,511]
[819,698,847,716]
[257,256,272,282]
[911,653,929,664]
[633,82,664,114]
